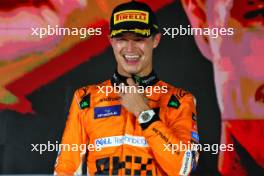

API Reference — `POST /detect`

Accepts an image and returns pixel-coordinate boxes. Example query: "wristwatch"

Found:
[138,109,155,124]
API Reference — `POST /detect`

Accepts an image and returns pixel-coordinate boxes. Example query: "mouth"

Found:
[244,8,264,25]
[244,8,264,19]
[255,83,264,103]
[230,0,264,27]
[123,54,141,65]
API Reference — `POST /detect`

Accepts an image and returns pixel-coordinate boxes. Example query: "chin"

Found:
[124,70,138,75]
[124,66,141,75]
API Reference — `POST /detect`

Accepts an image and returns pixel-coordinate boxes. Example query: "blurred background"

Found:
[0,0,263,175]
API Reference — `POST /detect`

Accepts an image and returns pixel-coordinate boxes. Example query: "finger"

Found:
[118,89,125,97]
[118,83,126,97]
[118,91,124,98]
[143,96,149,103]
[127,78,136,86]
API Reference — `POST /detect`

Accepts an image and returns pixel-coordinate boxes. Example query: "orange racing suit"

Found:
[54,71,199,175]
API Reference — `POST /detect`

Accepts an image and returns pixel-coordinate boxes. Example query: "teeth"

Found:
[124,55,140,60]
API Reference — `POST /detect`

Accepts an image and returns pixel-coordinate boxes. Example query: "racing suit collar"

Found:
[111,70,159,88]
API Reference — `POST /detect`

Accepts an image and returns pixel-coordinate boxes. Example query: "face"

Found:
[182,0,264,119]
[110,32,161,77]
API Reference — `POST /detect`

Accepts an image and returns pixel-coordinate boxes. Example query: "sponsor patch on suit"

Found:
[94,105,121,119]
[191,131,199,142]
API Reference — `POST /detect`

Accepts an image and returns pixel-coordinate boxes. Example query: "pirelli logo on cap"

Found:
[114,10,149,24]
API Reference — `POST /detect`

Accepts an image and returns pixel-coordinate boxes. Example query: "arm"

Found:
[54,89,89,175]
[141,92,199,176]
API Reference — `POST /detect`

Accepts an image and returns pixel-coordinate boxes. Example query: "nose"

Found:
[126,40,136,52]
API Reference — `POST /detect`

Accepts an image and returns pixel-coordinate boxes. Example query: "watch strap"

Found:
[140,114,160,130]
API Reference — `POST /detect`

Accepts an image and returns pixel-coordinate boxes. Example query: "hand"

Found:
[119,78,150,117]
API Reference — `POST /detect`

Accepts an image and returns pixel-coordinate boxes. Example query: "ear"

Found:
[108,35,113,45]
[153,33,161,48]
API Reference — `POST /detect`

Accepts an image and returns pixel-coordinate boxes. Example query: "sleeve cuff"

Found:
[140,114,160,130]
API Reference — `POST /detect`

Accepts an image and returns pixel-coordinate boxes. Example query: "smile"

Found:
[124,54,140,60]
[123,54,141,64]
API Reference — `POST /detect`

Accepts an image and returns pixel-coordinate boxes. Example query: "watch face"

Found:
[142,112,150,121]
[138,110,155,124]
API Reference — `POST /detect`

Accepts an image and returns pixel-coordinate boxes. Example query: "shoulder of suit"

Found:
[74,80,110,110]
[158,80,193,98]
[75,80,110,96]
[158,80,196,108]
[172,87,193,101]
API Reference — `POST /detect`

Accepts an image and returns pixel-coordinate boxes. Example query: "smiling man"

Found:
[54,1,199,175]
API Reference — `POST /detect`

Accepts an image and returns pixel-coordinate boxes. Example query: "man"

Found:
[182,0,264,175]
[54,1,199,175]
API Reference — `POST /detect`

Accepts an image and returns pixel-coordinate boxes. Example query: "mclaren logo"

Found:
[114,10,149,24]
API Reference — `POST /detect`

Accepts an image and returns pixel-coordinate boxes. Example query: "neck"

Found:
[117,65,152,77]
[111,69,159,88]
